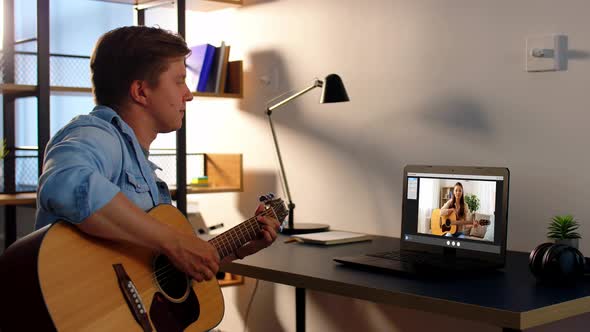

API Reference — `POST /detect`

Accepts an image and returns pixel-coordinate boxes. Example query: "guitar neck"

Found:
[208,209,275,260]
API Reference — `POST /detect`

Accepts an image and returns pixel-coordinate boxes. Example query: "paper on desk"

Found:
[292,231,372,245]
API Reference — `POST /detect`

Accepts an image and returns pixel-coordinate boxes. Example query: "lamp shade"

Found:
[320,74,350,104]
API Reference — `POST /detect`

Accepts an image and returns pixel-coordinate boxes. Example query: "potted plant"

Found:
[0,139,8,159]
[0,138,8,188]
[547,215,581,249]
[464,193,480,219]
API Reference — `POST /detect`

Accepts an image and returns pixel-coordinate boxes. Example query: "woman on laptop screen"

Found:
[439,182,479,238]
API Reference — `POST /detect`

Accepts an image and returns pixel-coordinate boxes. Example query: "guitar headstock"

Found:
[259,193,289,228]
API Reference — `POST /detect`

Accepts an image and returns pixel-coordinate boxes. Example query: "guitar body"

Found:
[430,209,491,236]
[0,204,223,332]
[430,208,457,236]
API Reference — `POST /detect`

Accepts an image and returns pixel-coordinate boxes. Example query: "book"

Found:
[186,43,216,92]
[291,231,372,245]
[205,41,225,93]
[216,44,231,93]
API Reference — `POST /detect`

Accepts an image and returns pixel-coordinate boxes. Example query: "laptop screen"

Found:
[401,166,509,259]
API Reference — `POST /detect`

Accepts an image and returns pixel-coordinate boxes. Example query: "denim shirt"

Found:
[35,106,172,230]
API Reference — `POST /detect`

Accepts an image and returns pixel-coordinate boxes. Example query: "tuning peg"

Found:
[267,192,275,199]
[259,195,267,202]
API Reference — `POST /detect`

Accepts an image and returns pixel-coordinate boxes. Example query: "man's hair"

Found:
[90,26,190,109]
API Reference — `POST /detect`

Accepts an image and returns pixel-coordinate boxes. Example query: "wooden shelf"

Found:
[0,193,37,206]
[170,153,243,199]
[96,0,243,11]
[192,92,242,99]
[170,185,242,197]
[0,83,244,99]
[218,273,244,287]
[0,84,92,96]
[187,0,242,12]
[3,59,243,101]
[191,60,243,98]
[1,153,241,202]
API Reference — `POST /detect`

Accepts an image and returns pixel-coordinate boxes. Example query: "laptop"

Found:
[334,165,510,275]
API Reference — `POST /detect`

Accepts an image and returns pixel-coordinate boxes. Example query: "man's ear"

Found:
[129,80,149,106]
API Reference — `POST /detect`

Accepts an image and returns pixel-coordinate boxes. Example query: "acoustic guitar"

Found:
[0,194,287,332]
[430,208,490,236]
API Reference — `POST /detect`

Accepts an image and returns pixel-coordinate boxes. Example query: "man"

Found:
[35,26,280,282]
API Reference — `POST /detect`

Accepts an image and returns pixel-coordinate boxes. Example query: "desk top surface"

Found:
[223,234,590,329]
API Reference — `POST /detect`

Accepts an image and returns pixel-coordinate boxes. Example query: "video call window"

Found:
[416,178,496,243]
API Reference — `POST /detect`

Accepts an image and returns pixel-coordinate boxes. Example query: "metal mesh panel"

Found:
[51,54,92,87]
[15,52,37,85]
[0,51,91,87]
[149,152,205,186]
[0,152,38,193]
[15,154,38,191]
[0,151,204,193]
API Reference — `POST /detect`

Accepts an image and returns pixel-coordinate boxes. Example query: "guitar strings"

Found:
[155,203,282,285]
[149,209,277,287]
[152,211,271,290]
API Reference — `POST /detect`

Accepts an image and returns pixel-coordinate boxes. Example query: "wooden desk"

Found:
[221,235,590,332]
[0,193,36,206]
[0,193,37,249]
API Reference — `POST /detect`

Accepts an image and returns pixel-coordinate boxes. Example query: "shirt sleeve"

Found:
[37,126,122,224]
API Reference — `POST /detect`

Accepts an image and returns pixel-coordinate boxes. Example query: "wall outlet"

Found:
[526,34,568,72]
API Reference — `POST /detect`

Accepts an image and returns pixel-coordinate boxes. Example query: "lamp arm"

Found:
[266,79,323,114]
[265,78,323,230]
[267,112,294,206]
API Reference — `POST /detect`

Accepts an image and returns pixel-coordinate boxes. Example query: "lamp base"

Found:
[281,223,330,235]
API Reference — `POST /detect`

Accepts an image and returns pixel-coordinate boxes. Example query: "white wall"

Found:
[167,0,590,331]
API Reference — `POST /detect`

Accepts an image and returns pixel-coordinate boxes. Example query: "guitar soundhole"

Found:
[153,255,190,302]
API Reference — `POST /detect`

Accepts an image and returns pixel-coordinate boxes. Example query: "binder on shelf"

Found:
[186,43,216,92]
[224,61,242,94]
[205,41,225,93]
[216,44,231,93]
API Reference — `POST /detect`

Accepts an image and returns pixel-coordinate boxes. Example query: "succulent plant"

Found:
[547,215,581,240]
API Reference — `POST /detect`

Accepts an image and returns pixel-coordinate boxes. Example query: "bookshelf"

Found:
[98,0,242,11]
[1,0,245,195]
[169,153,243,199]
[0,83,92,95]
[2,1,247,287]
[192,59,243,98]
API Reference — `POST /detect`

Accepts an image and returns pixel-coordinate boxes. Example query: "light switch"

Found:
[525,34,568,72]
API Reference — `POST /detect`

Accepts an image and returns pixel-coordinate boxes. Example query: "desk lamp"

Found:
[266,74,349,234]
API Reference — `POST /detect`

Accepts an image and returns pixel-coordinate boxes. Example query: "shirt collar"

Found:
[90,106,164,173]
[89,106,131,134]
[146,158,163,172]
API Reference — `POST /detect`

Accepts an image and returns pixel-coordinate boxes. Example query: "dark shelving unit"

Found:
[1,0,244,254]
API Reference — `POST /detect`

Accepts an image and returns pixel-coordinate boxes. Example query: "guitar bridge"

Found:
[113,264,152,332]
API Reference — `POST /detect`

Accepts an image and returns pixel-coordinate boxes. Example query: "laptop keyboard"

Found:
[368,250,442,265]
[367,250,492,270]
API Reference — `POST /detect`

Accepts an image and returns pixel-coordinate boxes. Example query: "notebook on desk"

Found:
[334,165,510,275]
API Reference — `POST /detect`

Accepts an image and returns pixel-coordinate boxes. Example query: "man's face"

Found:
[145,57,194,133]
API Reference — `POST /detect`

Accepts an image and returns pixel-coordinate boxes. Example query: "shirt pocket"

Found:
[125,170,150,193]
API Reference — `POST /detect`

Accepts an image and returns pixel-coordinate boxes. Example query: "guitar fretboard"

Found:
[208,209,277,260]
